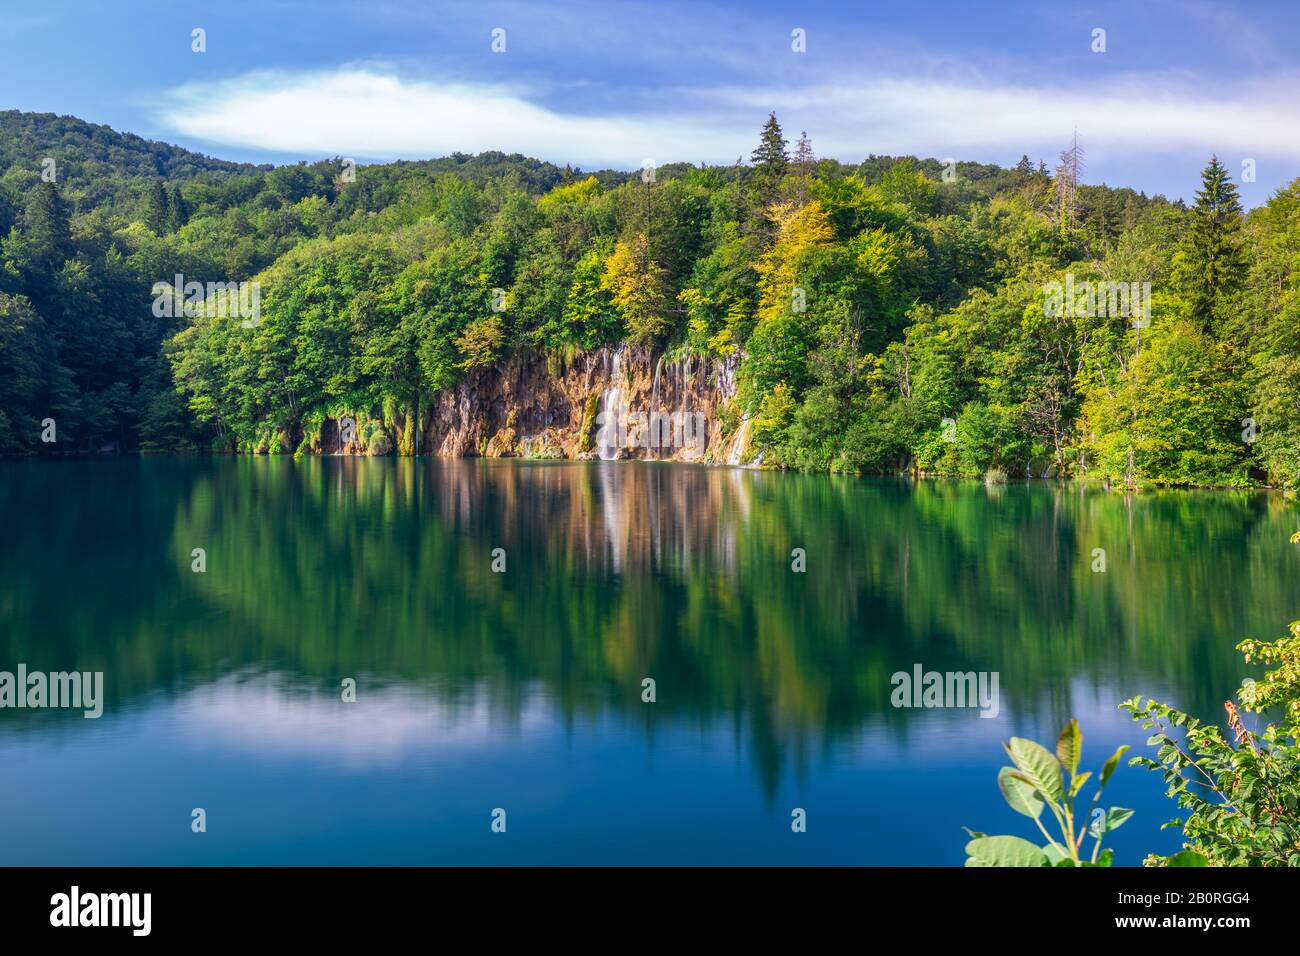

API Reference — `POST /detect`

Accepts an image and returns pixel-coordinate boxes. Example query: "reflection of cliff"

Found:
[1,460,1295,794]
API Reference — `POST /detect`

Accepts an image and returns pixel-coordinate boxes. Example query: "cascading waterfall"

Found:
[647,356,665,460]
[582,347,732,462]
[650,356,663,413]
[677,355,691,439]
[598,347,626,460]
[715,352,739,404]
[727,416,752,466]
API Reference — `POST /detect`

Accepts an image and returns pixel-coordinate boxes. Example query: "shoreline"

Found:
[3,452,1290,494]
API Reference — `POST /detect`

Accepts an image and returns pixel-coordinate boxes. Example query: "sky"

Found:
[2,0,1299,203]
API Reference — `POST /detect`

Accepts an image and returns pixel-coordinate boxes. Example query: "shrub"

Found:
[1122,616,1300,866]
[964,720,1132,866]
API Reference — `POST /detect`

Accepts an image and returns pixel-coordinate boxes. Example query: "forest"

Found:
[2,109,1298,487]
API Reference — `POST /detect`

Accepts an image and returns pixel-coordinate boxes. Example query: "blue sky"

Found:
[3,0,1298,203]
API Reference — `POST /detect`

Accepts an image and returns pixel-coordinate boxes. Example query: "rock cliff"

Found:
[308,346,756,464]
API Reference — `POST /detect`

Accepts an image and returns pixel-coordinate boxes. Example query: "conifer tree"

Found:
[791,131,815,205]
[750,113,789,208]
[18,181,73,274]
[1173,155,1246,334]
[793,131,815,176]
[166,184,188,233]
[145,179,169,234]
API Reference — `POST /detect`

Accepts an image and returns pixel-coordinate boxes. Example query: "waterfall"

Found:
[716,352,738,403]
[678,356,690,425]
[647,356,664,460]
[598,347,625,461]
[650,356,663,413]
[728,416,752,466]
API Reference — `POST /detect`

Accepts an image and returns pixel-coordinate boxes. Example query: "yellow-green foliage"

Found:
[577,392,600,454]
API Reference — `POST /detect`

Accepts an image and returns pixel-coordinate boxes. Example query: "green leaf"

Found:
[998,766,1044,819]
[1165,850,1209,867]
[1056,719,1082,778]
[1089,806,1135,838]
[1105,807,1135,832]
[1042,843,1068,866]
[965,835,1050,868]
[1100,744,1130,788]
[1069,770,1093,798]
[1004,736,1065,802]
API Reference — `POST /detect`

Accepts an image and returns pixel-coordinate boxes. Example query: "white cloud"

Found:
[158,65,1300,175]
[159,67,743,167]
[174,672,554,769]
[719,74,1300,166]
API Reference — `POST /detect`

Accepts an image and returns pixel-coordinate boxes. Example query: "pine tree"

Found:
[18,181,73,274]
[750,113,789,206]
[166,184,188,233]
[793,131,815,176]
[1173,156,1246,335]
[791,131,815,205]
[145,179,169,234]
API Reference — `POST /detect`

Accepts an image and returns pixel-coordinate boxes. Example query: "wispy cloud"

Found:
[159,67,742,165]
[157,64,1300,177]
[714,73,1300,165]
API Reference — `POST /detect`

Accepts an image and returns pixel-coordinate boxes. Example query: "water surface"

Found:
[1,459,1295,864]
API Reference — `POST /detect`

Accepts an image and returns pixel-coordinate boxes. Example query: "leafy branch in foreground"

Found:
[1122,616,1300,866]
[964,719,1132,866]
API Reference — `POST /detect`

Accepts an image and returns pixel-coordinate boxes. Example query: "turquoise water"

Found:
[0,458,1294,864]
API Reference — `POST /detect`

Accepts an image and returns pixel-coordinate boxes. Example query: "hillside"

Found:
[0,110,264,210]
[0,110,1294,489]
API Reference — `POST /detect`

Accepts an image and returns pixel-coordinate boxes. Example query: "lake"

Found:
[1,458,1295,865]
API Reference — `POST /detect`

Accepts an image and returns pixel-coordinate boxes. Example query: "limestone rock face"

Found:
[314,345,748,463]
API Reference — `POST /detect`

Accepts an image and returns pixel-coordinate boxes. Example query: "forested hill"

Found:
[0,111,264,203]
[1,110,1297,488]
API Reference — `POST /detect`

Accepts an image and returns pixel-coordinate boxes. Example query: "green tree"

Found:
[0,292,47,454]
[1124,611,1300,866]
[601,234,671,341]
[1172,156,1245,335]
[1079,320,1248,486]
[749,112,788,218]
[145,179,170,234]
[166,184,188,233]
[11,181,73,276]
